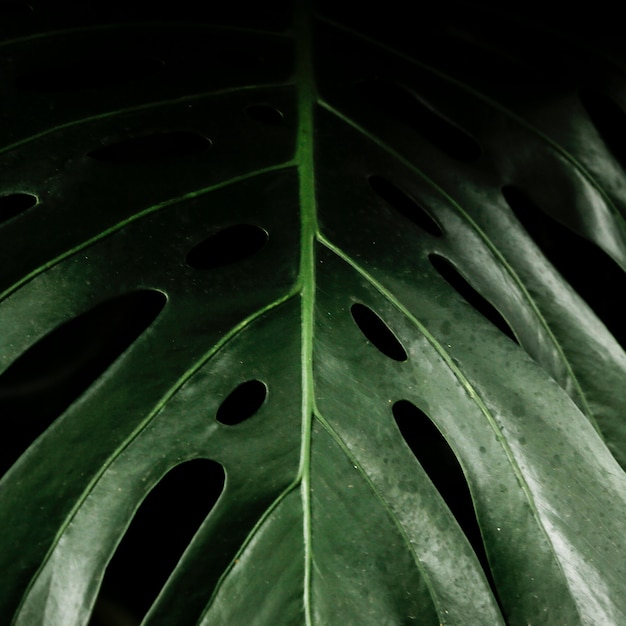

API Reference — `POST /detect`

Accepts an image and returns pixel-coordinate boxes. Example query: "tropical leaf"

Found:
[1,1,625,624]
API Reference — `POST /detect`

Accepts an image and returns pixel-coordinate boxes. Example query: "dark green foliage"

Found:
[1,2,625,624]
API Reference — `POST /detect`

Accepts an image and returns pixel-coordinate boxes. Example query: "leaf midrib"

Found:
[293,1,318,623]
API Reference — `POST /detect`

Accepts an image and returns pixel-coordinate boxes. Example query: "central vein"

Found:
[294,1,318,624]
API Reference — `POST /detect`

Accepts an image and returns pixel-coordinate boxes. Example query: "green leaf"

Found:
[1,2,626,625]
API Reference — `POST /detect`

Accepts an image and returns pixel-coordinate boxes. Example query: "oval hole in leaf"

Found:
[91,459,225,623]
[502,185,626,348]
[429,253,517,343]
[350,303,408,362]
[0,289,166,478]
[579,88,626,168]
[355,78,482,162]
[15,57,164,93]
[245,103,284,126]
[87,131,210,164]
[392,400,496,589]
[186,224,268,270]
[216,379,267,425]
[0,1,32,16]
[368,175,443,237]
[0,192,38,224]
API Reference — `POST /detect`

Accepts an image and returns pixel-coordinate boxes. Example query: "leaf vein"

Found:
[0,162,295,304]
[0,83,293,156]
[10,290,300,624]
[312,410,446,622]
[319,100,598,431]
[318,234,585,624]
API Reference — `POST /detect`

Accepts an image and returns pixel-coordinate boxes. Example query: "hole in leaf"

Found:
[0,0,32,16]
[91,459,225,624]
[0,289,166,479]
[15,57,164,93]
[0,192,38,224]
[429,253,517,343]
[350,303,408,361]
[502,185,626,348]
[87,131,210,164]
[579,88,626,168]
[355,78,482,162]
[392,400,496,591]
[368,175,443,237]
[245,103,284,126]
[216,379,267,425]
[186,224,268,270]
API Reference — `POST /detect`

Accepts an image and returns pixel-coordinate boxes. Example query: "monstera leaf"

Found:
[1,1,626,624]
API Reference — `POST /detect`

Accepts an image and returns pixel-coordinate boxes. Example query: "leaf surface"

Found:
[1,2,626,625]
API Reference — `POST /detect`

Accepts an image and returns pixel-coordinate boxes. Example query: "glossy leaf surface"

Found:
[1,2,626,625]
